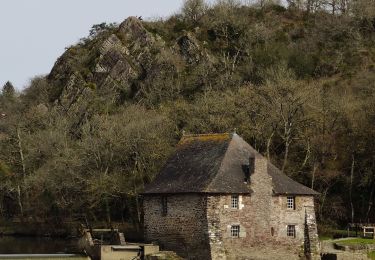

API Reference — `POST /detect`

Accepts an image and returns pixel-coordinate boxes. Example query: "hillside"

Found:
[0,1,375,231]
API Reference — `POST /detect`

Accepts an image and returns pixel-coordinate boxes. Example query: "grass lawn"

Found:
[368,251,375,260]
[319,236,332,241]
[337,238,375,245]
[318,229,358,240]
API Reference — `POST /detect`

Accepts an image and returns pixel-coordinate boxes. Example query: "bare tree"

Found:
[181,0,208,24]
[350,0,375,19]
[249,65,311,172]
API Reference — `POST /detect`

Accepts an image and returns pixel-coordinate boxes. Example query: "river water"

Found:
[0,236,78,254]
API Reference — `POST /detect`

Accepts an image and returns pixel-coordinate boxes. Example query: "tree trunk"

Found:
[311,163,318,190]
[282,141,289,173]
[0,196,3,218]
[301,141,311,169]
[17,185,23,218]
[16,127,26,178]
[332,0,336,14]
[16,127,26,218]
[319,188,329,221]
[132,151,144,228]
[134,183,141,231]
[349,154,355,224]
[231,50,240,73]
[365,179,375,223]
[105,198,111,225]
[266,131,274,160]
[282,121,291,173]
[101,166,111,225]
[306,0,312,14]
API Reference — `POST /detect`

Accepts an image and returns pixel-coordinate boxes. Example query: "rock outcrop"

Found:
[48,16,215,106]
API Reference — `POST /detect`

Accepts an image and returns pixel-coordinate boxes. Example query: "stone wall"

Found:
[305,202,321,258]
[271,195,319,256]
[206,194,319,259]
[143,157,320,259]
[206,194,252,260]
[205,157,319,259]
[143,194,211,259]
[250,157,274,244]
[205,157,275,258]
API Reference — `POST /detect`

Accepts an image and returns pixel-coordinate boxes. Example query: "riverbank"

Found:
[0,220,143,241]
[0,236,77,254]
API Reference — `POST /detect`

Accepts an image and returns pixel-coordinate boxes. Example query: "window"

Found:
[287,196,295,210]
[161,196,168,216]
[231,195,239,209]
[287,225,296,238]
[231,225,240,237]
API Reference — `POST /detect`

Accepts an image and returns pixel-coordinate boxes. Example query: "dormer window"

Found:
[287,196,295,210]
[245,157,254,182]
[249,157,255,174]
[231,195,239,209]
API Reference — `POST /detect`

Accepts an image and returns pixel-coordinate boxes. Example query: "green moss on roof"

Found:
[179,133,231,145]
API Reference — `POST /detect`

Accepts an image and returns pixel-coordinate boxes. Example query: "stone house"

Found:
[143,133,320,260]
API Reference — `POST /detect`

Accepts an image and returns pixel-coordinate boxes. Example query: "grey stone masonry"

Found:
[143,133,320,259]
[250,157,273,245]
[143,194,211,260]
[144,193,320,259]
[305,205,321,259]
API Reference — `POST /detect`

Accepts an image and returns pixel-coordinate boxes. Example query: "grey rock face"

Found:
[47,15,214,111]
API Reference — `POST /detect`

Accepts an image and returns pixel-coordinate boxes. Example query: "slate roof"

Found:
[267,163,319,195]
[143,133,319,196]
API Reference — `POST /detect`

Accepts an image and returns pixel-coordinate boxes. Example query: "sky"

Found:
[0,0,187,90]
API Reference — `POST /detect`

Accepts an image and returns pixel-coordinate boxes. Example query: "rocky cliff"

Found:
[47,17,213,114]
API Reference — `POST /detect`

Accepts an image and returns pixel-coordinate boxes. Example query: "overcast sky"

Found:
[0,0,187,90]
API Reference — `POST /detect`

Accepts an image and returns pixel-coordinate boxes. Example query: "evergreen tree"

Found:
[1,81,15,99]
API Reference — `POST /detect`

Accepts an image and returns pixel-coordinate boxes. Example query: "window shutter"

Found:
[225,225,231,238]
[239,195,244,209]
[239,225,246,238]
